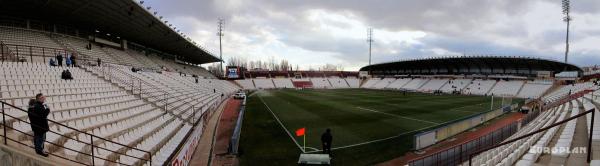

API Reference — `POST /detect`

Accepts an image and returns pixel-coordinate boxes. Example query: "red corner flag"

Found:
[295,128,305,137]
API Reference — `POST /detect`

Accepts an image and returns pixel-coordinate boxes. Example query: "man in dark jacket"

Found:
[28,93,50,157]
[56,54,63,66]
[70,53,77,67]
[321,128,333,156]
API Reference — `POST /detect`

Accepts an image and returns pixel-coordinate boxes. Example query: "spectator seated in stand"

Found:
[61,69,73,80]
[49,58,57,67]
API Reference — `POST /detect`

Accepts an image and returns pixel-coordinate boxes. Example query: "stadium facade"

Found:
[360,56,582,77]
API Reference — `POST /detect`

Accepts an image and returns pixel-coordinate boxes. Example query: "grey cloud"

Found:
[143,0,600,68]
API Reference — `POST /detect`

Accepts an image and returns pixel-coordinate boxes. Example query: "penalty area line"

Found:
[355,107,440,125]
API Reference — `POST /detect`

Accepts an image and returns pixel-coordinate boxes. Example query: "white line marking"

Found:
[445,104,486,113]
[306,147,319,151]
[304,125,435,153]
[355,107,440,125]
[257,92,306,153]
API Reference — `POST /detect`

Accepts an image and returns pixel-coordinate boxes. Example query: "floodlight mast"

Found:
[562,0,571,63]
[217,18,225,76]
[367,28,374,65]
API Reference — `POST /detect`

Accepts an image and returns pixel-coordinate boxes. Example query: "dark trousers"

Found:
[322,143,331,155]
[33,132,46,153]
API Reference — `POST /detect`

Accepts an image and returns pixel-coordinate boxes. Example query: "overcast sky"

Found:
[143,0,600,71]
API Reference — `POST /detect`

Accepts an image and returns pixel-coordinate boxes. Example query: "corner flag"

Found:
[296,128,305,137]
[296,127,306,152]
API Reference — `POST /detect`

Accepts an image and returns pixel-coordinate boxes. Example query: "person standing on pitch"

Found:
[321,128,333,156]
[28,93,51,157]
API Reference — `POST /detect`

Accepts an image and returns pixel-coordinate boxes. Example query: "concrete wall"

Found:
[0,144,59,166]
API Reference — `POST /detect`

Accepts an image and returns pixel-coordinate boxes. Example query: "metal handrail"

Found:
[1,101,152,166]
[0,43,111,68]
[98,64,202,124]
[0,41,17,61]
[468,108,595,165]
[163,94,229,165]
[3,43,71,63]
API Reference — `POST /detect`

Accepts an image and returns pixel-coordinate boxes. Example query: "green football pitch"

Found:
[238,89,520,165]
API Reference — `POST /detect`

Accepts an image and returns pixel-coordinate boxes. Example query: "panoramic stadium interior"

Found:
[1,1,600,166]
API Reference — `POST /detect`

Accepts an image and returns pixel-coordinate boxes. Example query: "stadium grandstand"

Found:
[357,56,582,98]
[0,1,238,166]
[2,1,600,166]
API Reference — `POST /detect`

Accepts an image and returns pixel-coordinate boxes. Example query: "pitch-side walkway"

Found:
[188,98,230,166]
[378,112,526,166]
[211,99,242,166]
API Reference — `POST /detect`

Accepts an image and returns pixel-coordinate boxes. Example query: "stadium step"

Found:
[72,115,176,163]
[533,101,573,165]
[485,80,499,95]
[415,78,431,90]
[515,81,526,97]
[343,78,351,88]
[583,96,600,160]
[564,103,590,166]
[0,142,80,165]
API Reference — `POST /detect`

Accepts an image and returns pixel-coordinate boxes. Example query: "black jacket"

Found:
[28,101,50,133]
[321,132,332,144]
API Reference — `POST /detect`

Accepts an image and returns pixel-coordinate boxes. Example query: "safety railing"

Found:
[0,42,109,71]
[0,101,152,166]
[88,63,202,124]
[0,43,72,63]
[407,89,598,165]
[408,119,520,166]
[0,41,17,62]
[467,108,595,165]
[164,93,229,165]
[229,97,247,154]
[543,89,594,111]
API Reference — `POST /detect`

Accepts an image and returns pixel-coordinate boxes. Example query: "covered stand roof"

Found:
[0,0,220,64]
[360,56,582,77]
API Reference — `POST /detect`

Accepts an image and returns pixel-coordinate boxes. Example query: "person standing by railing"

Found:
[71,53,77,67]
[66,55,72,67]
[27,93,50,157]
[56,53,63,66]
